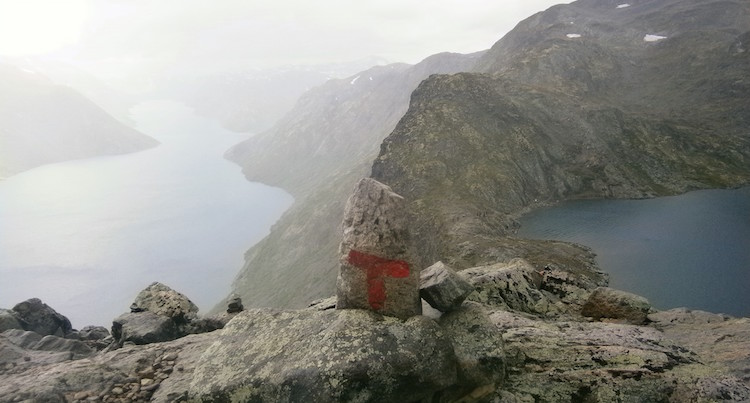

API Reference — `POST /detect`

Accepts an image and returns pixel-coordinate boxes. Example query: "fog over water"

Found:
[518,187,750,317]
[0,101,293,328]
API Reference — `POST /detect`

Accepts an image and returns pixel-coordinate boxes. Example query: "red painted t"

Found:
[347,249,410,310]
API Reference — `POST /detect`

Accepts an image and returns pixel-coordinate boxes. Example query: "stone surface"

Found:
[437,302,505,401]
[486,309,750,402]
[420,261,474,312]
[336,178,421,319]
[463,259,564,316]
[11,298,73,337]
[78,326,110,341]
[130,282,199,322]
[649,308,750,385]
[0,309,24,333]
[111,312,179,345]
[189,308,456,402]
[581,286,652,325]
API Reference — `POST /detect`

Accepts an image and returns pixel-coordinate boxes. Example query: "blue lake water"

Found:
[0,100,293,328]
[517,187,750,317]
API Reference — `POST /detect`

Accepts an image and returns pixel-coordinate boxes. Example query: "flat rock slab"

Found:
[336,178,421,319]
[189,308,457,402]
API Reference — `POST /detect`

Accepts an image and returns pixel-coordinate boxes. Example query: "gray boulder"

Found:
[336,178,422,319]
[581,287,652,325]
[189,308,457,402]
[463,259,561,316]
[112,312,179,345]
[0,309,23,332]
[130,282,199,322]
[438,302,505,401]
[12,298,72,336]
[420,261,474,312]
[77,325,110,341]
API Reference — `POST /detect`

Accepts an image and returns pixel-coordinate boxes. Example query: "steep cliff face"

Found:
[221,53,483,309]
[0,64,158,179]
[371,0,750,269]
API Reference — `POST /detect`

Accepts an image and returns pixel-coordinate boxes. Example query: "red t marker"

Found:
[347,249,410,310]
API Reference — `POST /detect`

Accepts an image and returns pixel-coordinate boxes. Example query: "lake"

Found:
[0,100,294,328]
[517,187,750,317]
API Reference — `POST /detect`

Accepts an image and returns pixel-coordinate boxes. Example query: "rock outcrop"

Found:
[11,298,73,337]
[336,178,421,319]
[189,308,457,402]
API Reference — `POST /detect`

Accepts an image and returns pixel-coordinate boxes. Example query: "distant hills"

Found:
[0,64,158,179]
[223,0,749,310]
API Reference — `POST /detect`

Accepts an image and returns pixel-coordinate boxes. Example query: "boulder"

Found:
[463,259,561,316]
[11,298,72,336]
[438,302,505,401]
[226,294,243,313]
[420,261,474,312]
[189,308,457,402]
[581,287,652,325]
[130,282,199,322]
[0,309,24,332]
[336,178,421,319]
[112,312,179,345]
[77,325,110,341]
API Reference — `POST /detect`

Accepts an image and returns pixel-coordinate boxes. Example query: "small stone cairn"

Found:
[336,178,421,319]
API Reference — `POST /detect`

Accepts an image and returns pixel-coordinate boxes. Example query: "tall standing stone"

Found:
[336,178,421,319]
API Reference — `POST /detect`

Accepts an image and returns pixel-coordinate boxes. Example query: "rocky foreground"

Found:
[1,180,749,402]
[1,263,749,402]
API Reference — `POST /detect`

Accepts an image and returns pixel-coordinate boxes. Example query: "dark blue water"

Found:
[517,187,750,317]
[0,101,293,327]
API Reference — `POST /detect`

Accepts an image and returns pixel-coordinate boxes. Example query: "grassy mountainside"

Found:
[371,0,750,269]
[220,53,482,309]
[0,64,158,179]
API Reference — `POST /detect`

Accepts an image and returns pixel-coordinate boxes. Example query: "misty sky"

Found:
[1,0,569,81]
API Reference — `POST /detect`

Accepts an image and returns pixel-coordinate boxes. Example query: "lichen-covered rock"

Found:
[437,302,505,401]
[582,287,652,325]
[130,282,199,322]
[486,310,750,402]
[112,312,179,345]
[420,261,474,312]
[0,309,24,332]
[336,178,421,319]
[463,259,562,316]
[11,298,73,337]
[649,308,750,385]
[189,308,457,402]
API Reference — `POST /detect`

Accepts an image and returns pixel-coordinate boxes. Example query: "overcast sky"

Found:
[1,0,569,81]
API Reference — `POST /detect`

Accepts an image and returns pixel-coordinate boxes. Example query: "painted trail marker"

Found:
[336,178,421,319]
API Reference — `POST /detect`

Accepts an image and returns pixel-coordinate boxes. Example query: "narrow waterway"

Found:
[0,100,294,328]
[517,187,750,317]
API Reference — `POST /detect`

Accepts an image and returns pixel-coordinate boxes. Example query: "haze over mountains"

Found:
[221,0,750,310]
[0,63,158,179]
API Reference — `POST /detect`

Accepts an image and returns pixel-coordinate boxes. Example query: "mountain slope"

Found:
[0,64,158,178]
[220,53,482,309]
[371,0,750,269]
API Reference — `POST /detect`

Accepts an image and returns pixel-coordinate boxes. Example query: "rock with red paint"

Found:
[336,178,421,319]
[420,261,474,313]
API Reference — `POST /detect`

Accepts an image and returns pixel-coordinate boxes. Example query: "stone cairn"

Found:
[336,178,421,319]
